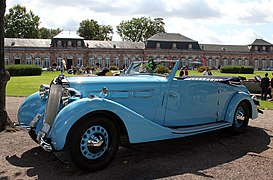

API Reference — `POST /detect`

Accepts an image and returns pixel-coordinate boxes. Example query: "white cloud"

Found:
[5,0,273,45]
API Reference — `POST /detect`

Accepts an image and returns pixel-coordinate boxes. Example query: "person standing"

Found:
[184,68,189,76]
[261,73,270,100]
[179,68,184,77]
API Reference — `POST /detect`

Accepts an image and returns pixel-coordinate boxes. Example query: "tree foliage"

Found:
[4,4,40,38]
[78,19,113,40]
[116,17,166,42]
[39,27,62,39]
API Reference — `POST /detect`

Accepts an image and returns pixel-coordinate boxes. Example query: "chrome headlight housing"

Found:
[62,88,82,106]
[39,84,50,99]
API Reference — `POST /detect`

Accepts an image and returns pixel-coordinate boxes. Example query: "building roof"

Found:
[147,33,197,42]
[250,39,272,46]
[4,38,51,47]
[200,44,249,52]
[84,40,145,49]
[53,31,84,39]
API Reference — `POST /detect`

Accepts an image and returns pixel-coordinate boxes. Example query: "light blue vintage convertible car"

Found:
[18,59,259,172]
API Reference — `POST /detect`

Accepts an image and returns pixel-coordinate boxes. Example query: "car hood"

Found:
[63,75,167,97]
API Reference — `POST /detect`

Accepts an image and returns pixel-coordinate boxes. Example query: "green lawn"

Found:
[6,70,273,109]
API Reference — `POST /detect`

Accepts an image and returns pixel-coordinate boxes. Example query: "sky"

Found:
[6,0,273,45]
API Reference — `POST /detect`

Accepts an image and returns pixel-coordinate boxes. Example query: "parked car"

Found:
[17,60,259,172]
[240,75,262,94]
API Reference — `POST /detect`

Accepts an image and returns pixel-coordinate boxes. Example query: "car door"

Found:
[164,79,219,127]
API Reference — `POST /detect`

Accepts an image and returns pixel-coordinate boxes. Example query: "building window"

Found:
[114,56,119,68]
[262,59,266,70]
[26,55,32,64]
[57,40,62,46]
[97,56,102,67]
[270,59,273,67]
[77,41,82,47]
[105,56,110,67]
[254,59,259,70]
[89,56,94,66]
[215,59,220,69]
[44,57,50,68]
[77,57,83,66]
[5,56,9,65]
[57,57,63,67]
[34,56,42,66]
[238,58,242,66]
[67,41,72,46]
[223,58,228,66]
[123,56,129,68]
[262,46,266,51]
[244,59,249,66]
[14,55,21,64]
[156,42,160,49]
[188,43,192,49]
[172,43,177,49]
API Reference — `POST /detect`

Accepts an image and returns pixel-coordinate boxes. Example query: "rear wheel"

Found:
[67,116,119,172]
[231,102,250,134]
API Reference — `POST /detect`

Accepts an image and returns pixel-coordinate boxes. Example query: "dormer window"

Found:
[188,43,192,49]
[77,41,82,47]
[255,46,258,51]
[156,42,160,49]
[57,40,62,46]
[172,43,177,49]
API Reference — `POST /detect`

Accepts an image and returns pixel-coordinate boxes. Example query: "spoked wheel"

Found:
[67,116,119,172]
[231,102,250,134]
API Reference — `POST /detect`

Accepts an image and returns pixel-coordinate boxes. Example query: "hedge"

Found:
[220,65,254,74]
[6,64,42,76]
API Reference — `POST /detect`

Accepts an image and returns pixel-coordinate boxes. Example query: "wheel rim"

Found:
[235,106,245,128]
[80,125,109,160]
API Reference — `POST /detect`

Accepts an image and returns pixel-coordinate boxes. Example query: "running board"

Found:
[171,121,231,134]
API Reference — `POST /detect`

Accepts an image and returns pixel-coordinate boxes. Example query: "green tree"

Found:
[4,4,40,38]
[39,27,62,39]
[78,19,113,40]
[0,0,13,132]
[116,17,166,42]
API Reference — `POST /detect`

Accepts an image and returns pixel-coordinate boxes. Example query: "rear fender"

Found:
[224,92,258,123]
[50,98,175,151]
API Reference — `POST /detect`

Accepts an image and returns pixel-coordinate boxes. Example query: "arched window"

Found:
[97,56,102,67]
[172,43,177,49]
[26,55,32,64]
[57,57,63,67]
[156,42,160,48]
[123,56,129,68]
[262,59,266,70]
[238,58,242,66]
[105,56,110,67]
[89,56,94,66]
[77,56,83,66]
[44,56,50,68]
[269,59,273,67]
[215,59,220,69]
[114,56,119,68]
[14,55,21,64]
[35,56,42,66]
[5,55,9,65]
[254,59,259,70]
[244,59,249,66]
[223,58,228,66]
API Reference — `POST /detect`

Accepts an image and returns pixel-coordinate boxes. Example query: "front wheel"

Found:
[231,102,250,134]
[67,116,119,172]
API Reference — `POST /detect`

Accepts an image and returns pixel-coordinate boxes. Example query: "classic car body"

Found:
[18,60,258,172]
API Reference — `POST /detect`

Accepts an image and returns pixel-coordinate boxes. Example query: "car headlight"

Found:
[39,84,50,99]
[62,88,82,106]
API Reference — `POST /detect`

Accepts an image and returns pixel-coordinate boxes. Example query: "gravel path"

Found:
[1,97,273,180]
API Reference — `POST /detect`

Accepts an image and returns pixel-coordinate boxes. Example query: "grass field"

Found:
[6,70,273,109]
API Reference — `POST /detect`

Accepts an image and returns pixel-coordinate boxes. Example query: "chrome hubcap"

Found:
[80,125,109,159]
[235,107,245,128]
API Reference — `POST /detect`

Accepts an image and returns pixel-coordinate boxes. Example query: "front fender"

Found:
[51,98,176,151]
[18,92,46,126]
[225,92,258,123]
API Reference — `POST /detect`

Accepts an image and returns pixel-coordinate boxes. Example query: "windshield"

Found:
[125,59,178,77]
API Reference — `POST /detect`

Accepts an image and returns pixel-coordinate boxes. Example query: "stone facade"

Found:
[4,31,273,70]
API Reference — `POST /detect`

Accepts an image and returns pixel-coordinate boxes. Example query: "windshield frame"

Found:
[125,60,180,77]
